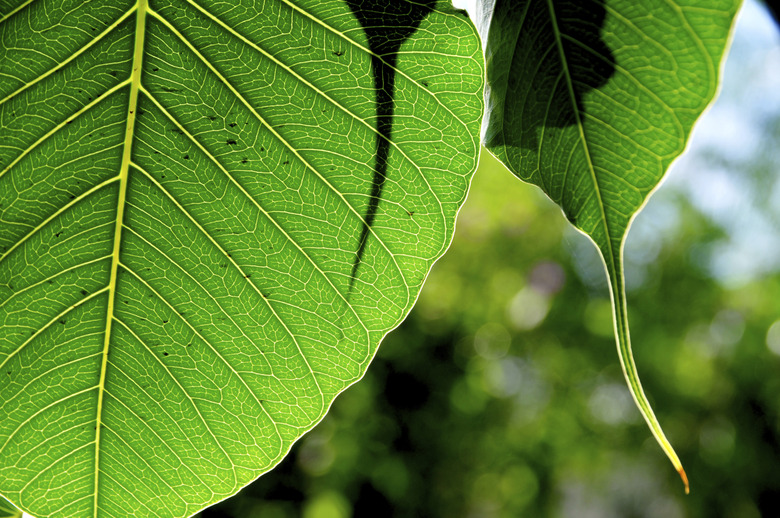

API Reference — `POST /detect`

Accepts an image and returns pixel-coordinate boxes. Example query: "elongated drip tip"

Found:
[678,466,690,495]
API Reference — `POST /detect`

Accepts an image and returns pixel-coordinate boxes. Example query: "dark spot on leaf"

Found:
[55,231,62,237]
[226,139,237,145]
[421,80,429,87]
[81,290,88,295]
[183,155,189,160]
[260,147,265,152]
[109,71,117,77]
[163,352,168,356]
[333,50,344,56]
[162,320,169,324]
[244,274,252,278]
[241,158,248,164]
[59,320,66,325]
[153,67,159,72]
[283,160,290,165]
[229,122,237,128]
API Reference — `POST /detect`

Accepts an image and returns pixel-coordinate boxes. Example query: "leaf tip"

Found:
[678,465,690,495]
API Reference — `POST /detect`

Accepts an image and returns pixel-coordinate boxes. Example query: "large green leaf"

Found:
[479,0,741,491]
[0,0,482,516]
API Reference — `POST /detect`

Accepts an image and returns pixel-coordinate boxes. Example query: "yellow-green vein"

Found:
[93,1,147,516]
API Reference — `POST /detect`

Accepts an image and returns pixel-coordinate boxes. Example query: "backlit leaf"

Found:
[478,0,741,491]
[0,1,482,515]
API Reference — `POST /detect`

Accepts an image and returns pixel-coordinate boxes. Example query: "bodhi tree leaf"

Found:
[478,0,740,491]
[0,0,482,516]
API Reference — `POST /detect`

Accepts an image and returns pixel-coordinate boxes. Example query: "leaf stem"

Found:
[607,248,689,494]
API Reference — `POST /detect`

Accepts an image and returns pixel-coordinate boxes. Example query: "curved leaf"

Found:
[0,0,483,515]
[479,0,741,491]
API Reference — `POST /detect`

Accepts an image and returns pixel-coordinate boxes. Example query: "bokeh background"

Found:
[186,1,780,517]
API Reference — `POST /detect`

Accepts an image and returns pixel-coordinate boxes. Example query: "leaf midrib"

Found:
[93,1,147,515]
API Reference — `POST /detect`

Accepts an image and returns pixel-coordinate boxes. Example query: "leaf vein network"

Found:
[128,160,326,417]
[183,0,449,259]
[117,264,286,453]
[147,8,412,300]
[137,86,373,333]
[111,317,240,482]
[120,223,272,364]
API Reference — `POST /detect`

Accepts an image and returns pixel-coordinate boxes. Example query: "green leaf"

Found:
[0,1,482,516]
[0,496,21,518]
[479,0,741,491]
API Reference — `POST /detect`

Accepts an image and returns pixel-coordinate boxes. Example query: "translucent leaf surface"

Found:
[478,0,741,490]
[0,0,483,515]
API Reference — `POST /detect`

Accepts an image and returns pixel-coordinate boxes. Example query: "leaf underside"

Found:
[0,1,483,516]
[479,0,741,491]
